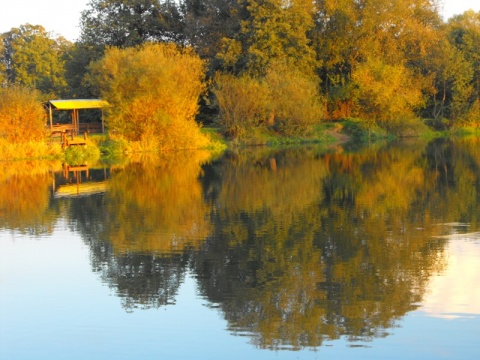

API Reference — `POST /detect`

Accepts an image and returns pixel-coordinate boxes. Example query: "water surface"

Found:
[1,138,479,359]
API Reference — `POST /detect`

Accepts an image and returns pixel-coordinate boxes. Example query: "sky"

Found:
[420,236,480,319]
[1,0,479,42]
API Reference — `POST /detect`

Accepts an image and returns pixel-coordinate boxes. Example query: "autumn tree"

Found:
[311,0,360,118]
[213,73,270,138]
[313,0,443,124]
[264,61,324,134]
[213,61,324,139]
[75,1,190,110]
[0,24,69,96]
[211,0,323,138]
[88,43,209,150]
[352,57,425,127]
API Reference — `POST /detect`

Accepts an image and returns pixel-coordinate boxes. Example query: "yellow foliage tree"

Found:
[89,43,209,150]
[352,57,424,125]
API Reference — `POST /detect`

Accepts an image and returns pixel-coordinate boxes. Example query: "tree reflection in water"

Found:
[1,139,478,348]
[0,160,62,235]
[194,143,449,349]
[72,151,212,311]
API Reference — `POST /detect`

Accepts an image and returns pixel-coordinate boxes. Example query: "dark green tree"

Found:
[216,0,317,77]
[446,10,480,126]
[79,0,184,47]
[0,39,5,86]
[63,43,105,98]
[181,0,240,66]
[422,37,473,127]
[0,24,69,96]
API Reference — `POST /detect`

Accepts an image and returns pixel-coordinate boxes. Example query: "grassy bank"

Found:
[0,122,478,163]
[202,123,347,148]
[0,139,63,161]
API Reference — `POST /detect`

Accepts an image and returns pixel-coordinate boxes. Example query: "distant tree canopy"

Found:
[215,0,317,77]
[1,1,479,140]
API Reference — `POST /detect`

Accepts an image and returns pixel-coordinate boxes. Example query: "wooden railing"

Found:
[79,123,103,133]
[51,123,103,135]
[50,124,75,137]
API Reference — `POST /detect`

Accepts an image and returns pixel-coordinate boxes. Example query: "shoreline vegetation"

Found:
[0,119,478,163]
[1,3,479,163]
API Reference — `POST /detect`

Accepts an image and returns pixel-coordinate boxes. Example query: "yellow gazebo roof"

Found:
[48,99,109,110]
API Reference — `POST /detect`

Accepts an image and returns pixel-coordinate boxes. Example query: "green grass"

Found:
[205,123,343,148]
[450,126,480,137]
[201,125,228,153]
[340,118,392,143]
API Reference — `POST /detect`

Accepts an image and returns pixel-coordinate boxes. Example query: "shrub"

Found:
[213,62,324,139]
[0,85,48,143]
[455,99,480,128]
[0,139,62,160]
[341,117,389,142]
[264,61,324,136]
[382,116,431,137]
[213,73,271,138]
[88,43,210,151]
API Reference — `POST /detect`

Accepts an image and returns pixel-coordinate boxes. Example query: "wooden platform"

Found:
[62,132,88,148]
[65,139,87,146]
[54,181,108,198]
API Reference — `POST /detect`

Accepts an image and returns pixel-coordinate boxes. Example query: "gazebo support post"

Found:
[101,109,105,134]
[49,104,53,131]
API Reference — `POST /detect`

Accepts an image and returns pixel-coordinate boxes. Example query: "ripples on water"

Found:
[0,138,479,359]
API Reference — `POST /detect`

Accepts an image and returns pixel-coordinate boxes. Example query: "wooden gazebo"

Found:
[46,99,109,136]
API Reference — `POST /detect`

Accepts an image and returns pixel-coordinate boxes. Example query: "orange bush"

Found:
[0,85,47,143]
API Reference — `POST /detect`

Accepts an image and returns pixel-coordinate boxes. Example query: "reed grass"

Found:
[0,139,63,161]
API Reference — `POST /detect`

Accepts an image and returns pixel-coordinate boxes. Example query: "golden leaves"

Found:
[89,43,209,150]
[0,85,48,143]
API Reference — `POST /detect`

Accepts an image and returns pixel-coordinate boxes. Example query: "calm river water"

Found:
[1,138,479,359]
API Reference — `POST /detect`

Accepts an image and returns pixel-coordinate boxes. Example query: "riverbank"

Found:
[0,121,478,162]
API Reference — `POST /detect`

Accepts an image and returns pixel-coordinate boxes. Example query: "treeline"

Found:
[1,0,479,144]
